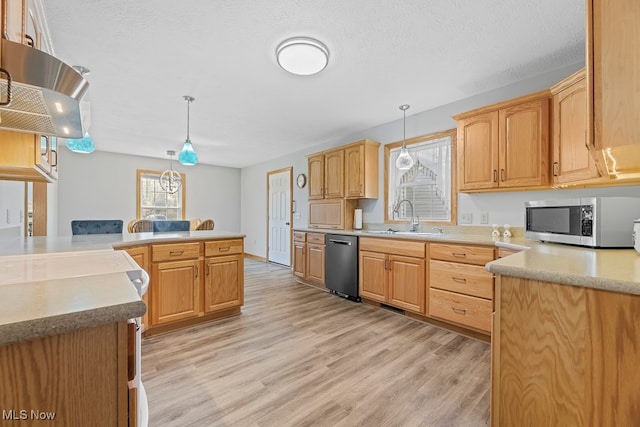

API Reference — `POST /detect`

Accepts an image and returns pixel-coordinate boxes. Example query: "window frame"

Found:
[384,128,457,225]
[136,169,187,220]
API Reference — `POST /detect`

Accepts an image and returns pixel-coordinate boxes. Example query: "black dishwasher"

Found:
[325,234,359,301]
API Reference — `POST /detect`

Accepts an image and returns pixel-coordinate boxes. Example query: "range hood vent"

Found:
[0,38,89,138]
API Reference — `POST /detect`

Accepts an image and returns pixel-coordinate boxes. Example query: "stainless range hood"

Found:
[0,38,89,138]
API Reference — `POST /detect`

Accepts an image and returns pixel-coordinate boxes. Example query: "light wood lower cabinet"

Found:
[147,238,244,334]
[492,275,640,426]
[0,321,131,425]
[293,232,306,278]
[204,239,244,313]
[428,243,495,333]
[151,259,200,325]
[292,232,325,287]
[359,237,426,314]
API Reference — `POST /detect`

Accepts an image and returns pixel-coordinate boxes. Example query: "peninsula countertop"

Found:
[0,231,245,346]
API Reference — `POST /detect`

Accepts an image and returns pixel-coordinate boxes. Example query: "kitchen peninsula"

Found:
[0,231,245,426]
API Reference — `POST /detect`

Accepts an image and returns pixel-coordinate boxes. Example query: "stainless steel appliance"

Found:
[525,197,640,247]
[325,234,359,301]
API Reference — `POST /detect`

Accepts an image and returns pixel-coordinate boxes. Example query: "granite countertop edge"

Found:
[0,300,146,346]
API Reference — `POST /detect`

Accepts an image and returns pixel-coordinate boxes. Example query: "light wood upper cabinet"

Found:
[0,130,55,182]
[551,70,601,185]
[498,98,550,188]
[457,112,499,190]
[308,199,358,230]
[455,92,550,192]
[1,0,26,44]
[587,0,640,177]
[344,139,380,199]
[308,154,325,200]
[307,149,344,199]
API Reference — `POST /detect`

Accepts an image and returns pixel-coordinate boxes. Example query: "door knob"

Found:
[285,222,290,225]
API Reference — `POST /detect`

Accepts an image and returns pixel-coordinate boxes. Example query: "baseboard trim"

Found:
[244,253,267,262]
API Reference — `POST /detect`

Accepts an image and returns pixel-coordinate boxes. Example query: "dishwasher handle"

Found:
[329,239,352,245]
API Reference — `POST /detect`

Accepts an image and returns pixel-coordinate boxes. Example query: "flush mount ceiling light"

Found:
[178,95,198,166]
[395,104,415,170]
[276,37,329,76]
[160,150,182,194]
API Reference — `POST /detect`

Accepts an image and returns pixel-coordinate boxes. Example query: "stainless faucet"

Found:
[393,199,419,232]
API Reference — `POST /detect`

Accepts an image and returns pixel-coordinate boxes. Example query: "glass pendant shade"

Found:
[66,132,95,153]
[178,96,198,166]
[395,104,414,170]
[159,150,182,194]
[178,140,198,165]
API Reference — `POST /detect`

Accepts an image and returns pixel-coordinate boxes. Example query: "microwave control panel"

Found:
[581,205,593,236]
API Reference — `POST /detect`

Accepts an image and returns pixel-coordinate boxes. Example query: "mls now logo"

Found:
[2,409,56,420]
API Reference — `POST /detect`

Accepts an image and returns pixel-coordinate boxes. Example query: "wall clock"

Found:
[296,173,307,188]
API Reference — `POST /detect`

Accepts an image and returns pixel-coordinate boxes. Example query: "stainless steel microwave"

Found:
[525,197,640,247]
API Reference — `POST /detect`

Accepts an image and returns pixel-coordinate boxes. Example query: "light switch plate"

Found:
[460,213,472,224]
[480,212,489,224]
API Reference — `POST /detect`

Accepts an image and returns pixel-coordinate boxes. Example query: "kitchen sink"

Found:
[394,231,446,237]
[364,229,398,234]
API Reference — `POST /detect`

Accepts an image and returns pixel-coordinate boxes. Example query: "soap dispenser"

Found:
[503,224,512,239]
[491,224,500,238]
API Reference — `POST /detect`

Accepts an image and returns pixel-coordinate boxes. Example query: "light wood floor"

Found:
[142,259,491,426]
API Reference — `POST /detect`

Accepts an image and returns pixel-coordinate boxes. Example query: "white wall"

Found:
[56,149,241,236]
[240,62,640,258]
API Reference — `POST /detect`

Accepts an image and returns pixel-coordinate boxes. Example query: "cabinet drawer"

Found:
[360,237,426,258]
[307,233,325,244]
[205,239,244,257]
[429,243,495,265]
[152,242,201,262]
[429,260,494,299]
[293,231,306,243]
[429,288,492,332]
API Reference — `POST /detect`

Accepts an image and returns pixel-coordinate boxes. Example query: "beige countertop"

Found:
[487,244,640,296]
[0,231,244,346]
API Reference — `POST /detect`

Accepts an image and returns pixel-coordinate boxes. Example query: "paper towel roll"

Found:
[354,209,363,230]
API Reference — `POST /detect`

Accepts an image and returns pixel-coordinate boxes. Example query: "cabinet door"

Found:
[324,149,344,198]
[359,250,387,302]
[499,98,550,188]
[151,259,200,325]
[204,254,243,313]
[388,255,425,314]
[457,112,499,190]
[308,154,324,200]
[293,242,306,278]
[589,0,640,152]
[345,144,365,198]
[553,78,600,184]
[306,243,325,284]
[2,0,25,43]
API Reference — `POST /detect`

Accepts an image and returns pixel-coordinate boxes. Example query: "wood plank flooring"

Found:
[142,259,491,426]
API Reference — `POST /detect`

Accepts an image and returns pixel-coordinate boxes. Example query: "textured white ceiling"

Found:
[43,0,585,167]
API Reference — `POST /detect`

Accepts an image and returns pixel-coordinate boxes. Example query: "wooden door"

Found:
[151,259,200,325]
[552,77,600,184]
[388,255,425,314]
[499,98,550,188]
[344,144,364,198]
[308,154,324,199]
[589,0,640,152]
[306,243,325,284]
[293,242,306,278]
[204,254,243,313]
[358,251,387,302]
[125,246,150,330]
[457,112,499,190]
[323,149,344,198]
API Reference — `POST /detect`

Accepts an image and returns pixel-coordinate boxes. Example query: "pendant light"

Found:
[160,150,182,194]
[178,95,198,166]
[395,104,414,170]
[66,66,95,153]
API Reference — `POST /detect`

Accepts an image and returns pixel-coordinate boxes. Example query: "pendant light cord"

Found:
[400,104,410,149]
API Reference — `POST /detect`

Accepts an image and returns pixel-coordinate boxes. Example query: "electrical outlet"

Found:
[460,213,473,224]
[480,212,489,224]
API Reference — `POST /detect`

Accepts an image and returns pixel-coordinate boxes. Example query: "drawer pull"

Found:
[451,307,467,315]
[452,252,467,258]
[452,277,467,283]
[170,250,184,256]
[195,266,199,278]
[219,246,230,252]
